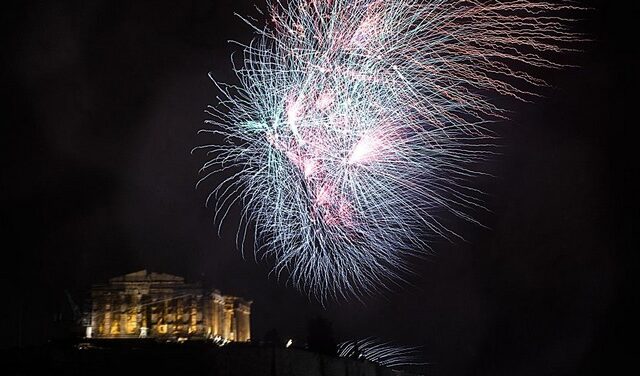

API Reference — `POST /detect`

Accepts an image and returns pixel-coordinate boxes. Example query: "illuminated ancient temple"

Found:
[86,270,251,342]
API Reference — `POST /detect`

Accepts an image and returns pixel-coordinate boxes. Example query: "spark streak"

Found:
[338,338,424,368]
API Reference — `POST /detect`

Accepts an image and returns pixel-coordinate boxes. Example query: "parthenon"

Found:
[87,270,251,342]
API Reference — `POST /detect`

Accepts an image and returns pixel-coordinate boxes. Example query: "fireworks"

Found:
[337,338,424,368]
[196,0,580,300]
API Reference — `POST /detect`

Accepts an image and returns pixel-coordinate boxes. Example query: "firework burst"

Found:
[196,0,581,300]
[338,338,424,368]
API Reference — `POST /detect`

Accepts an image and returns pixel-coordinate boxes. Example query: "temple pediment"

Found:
[109,270,185,283]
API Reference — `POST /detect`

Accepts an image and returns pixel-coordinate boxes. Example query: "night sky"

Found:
[2,1,635,375]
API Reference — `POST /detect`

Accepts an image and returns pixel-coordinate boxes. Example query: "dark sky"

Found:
[2,1,635,375]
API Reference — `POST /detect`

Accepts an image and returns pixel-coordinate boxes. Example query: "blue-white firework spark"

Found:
[338,338,424,369]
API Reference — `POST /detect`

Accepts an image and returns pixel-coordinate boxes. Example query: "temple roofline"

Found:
[108,270,185,284]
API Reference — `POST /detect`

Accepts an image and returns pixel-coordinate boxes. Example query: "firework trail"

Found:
[337,338,424,368]
[196,0,580,300]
